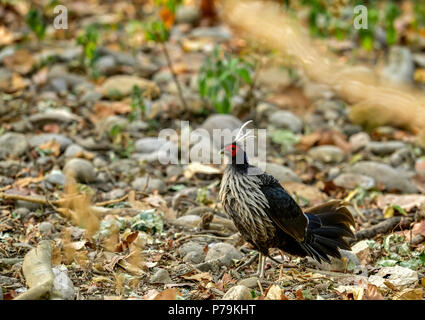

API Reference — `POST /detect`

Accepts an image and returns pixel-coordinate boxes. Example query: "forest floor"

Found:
[0,1,425,300]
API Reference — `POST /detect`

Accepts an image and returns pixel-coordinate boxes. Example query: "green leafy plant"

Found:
[77,25,100,77]
[376,234,425,270]
[271,129,300,154]
[129,86,146,122]
[383,2,400,45]
[199,47,253,114]
[25,8,47,40]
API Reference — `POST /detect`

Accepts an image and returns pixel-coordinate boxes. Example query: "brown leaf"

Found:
[363,283,384,300]
[295,289,304,300]
[394,288,423,300]
[160,7,175,29]
[37,139,61,156]
[153,288,181,300]
[3,49,34,74]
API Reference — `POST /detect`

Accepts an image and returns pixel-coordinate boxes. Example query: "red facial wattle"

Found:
[225,144,237,157]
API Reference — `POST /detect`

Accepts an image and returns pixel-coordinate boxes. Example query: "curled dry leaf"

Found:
[265,284,288,300]
[184,162,221,179]
[394,288,423,300]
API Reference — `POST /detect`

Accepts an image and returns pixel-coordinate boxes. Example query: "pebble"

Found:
[46,170,66,186]
[29,134,72,151]
[264,162,301,183]
[201,114,243,147]
[308,145,346,163]
[64,144,86,158]
[0,160,22,176]
[101,75,159,99]
[105,188,126,200]
[132,176,167,193]
[349,132,371,152]
[150,268,172,284]
[191,26,232,41]
[63,158,96,183]
[178,241,204,257]
[268,110,303,133]
[51,266,75,300]
[368,266,418,289]
[166,165,183,177]
[380,46,414,85]
[222,285,252,300]
[333,173,375,190]
[237,277,259,288]
[365,141,407,155]
[13,208,30,219]
[39,221,54,235]
[176,5,201,24]
[347,161,417,193]
[0,133,29,160]
[205,243,243,267]
[174,215,201,228]
[183,251,204,264]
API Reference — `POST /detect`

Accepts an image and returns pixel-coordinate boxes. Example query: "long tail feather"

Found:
[301,201,356,263]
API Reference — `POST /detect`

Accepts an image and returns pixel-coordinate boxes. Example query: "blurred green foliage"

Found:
[25,8,47,40]
[199,47,253,114]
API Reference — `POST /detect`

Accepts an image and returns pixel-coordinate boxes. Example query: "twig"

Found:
[160,42,188,111]
[95,194,128,207]
[0,192,62,206]
[236,252,259,272]
[176,233,235,243]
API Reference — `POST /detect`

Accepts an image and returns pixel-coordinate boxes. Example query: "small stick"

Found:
[95,194,128,207]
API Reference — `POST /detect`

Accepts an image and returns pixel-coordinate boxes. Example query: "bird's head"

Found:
[219,120,254,168]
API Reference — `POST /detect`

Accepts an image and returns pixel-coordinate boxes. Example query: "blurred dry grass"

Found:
[222,0,425,147]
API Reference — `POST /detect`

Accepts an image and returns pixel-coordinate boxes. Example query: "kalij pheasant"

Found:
[219,121,355,277]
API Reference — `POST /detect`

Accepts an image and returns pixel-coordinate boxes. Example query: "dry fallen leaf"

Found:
[37,140,61,157]
[153,288,181,300]
[265,284,288,300]
[394,288,423,300]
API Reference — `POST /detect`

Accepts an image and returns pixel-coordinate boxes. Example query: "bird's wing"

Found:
[258,173,308,242]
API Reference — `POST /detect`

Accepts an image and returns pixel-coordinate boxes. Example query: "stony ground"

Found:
[0,1,425,300]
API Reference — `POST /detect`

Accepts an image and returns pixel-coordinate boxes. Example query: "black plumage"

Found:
[219,138,355,273]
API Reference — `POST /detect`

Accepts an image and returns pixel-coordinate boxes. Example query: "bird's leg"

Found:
[257,253,265,278]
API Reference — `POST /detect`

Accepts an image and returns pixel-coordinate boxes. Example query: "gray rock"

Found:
[29,134,72,151]
[94,55,116,74]
[205,243,243,267]
[93,157,108,168]
[129,120,149,132]
[63,158,96,183]
[133,138,178,164]
[64,144,85,158]
[268,110,303,133]
[101,75,159,99]
[191,26,232,41]
[176,5,200,24]
[29,111,80,126]
[365,141,407,156]
[132,176,167,193]
[51,266,75,300]
[380,46,414,85]
[308,145,346,163]
[0,160,22,176]
[166,165,183,177]
[135,137,170,154]
[222,285,252,300]
[183,251,204,264]
[333,173,375,190]
[13,208,30,219]
[178,241,204,257]
[16,197,44,211]
[80,90,102,104]
[237,277,259,288]
[46,170,66,186]
[390,148,413,167]
[307,249,360,273]
[39,222,54,235]
[97,116,129,134]
[174,215,201,228]
[200,114,243,149]
[347,161,417,193]
[349,132,371,152]
[105,188,126,200]
[0,133,28,160]
[109,159,139,176]
[150,268,172,284]
[264,163,301,183]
